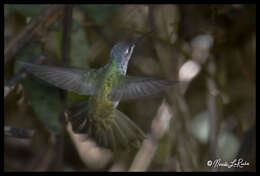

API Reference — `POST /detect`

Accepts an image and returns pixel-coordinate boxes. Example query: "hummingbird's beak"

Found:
[131,31,153,47]
[131,35,146,46]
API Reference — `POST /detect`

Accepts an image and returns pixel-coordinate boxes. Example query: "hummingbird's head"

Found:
[110,42,135,63]
[110,34,149,74]
[110,42,135,74]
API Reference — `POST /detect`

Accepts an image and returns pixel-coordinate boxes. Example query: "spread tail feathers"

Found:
[66,101,146,150]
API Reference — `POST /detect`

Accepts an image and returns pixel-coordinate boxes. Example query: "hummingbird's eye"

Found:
[124,45,134,55]
[124,48,130,55]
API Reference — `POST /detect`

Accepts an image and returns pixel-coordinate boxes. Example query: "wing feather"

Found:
[109,75,177,101]
[20,61,100,95]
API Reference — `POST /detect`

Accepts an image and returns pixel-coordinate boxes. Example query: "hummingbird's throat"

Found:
[120,60,130,75]
[119,45,134,75]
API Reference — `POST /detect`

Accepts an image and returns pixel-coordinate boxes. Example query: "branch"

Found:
[61,5,73,65]
[148,5,156,33]
[4,5,64,64]
[50,5,74,171]
[4,55,47,98]
[207,57,218,164]
[4,126,35,139]
[129,99,172,171]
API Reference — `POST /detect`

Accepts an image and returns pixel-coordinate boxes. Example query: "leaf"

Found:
[78,5,122,25]
[5,5,48,18]
[70,26,89,68]
[191,110,210,144]
[217,131,240,161]
[21,76,62,134]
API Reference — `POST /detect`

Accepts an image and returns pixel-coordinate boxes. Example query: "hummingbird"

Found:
[20,34,176,150]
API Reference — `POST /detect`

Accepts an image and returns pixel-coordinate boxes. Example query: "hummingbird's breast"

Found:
[88,62,121,123]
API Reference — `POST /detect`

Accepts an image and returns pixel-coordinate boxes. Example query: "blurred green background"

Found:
[4,4,255,171]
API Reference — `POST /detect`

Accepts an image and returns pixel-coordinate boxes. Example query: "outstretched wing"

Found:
[109,75,178,101]
[20,61,100,95]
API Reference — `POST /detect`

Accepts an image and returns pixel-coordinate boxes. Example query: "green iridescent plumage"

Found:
[20,34,177,150]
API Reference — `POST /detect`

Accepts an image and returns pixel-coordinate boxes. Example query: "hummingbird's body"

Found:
[71,60,130,149]
[21,35,176,150]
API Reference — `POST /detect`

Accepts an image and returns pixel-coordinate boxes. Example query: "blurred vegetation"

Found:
[4,4,255,171]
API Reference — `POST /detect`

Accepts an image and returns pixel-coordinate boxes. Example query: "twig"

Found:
[4,126,35,139]
[4,5,64,64]
[61,5,73,65]
[78,7,113,46]
[174,93,199,170]
[31,142,56,171]
[66,122,113,169]
[148,5,156,33]
[50,5,74,171]
[129,99,172,171]
[206,57,218,171]
[4,55,47,98]
[233,125,256,171]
